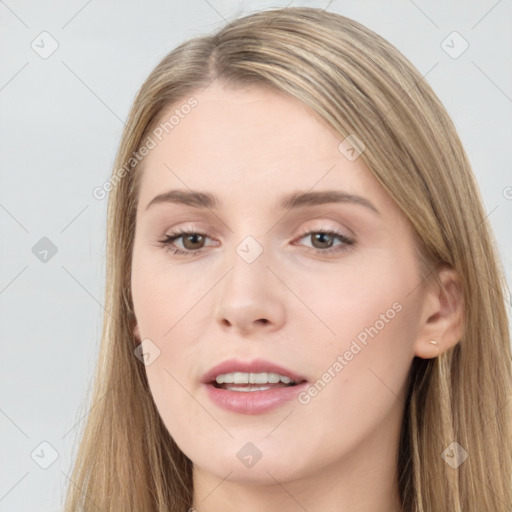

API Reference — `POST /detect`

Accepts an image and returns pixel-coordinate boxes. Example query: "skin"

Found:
[130,80,464,512]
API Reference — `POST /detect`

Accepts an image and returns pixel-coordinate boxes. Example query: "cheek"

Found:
[131,250,212,437]
[131,247,207,338]
[289,251,415,349]
[294,239,416,346]
[294,254,419,430]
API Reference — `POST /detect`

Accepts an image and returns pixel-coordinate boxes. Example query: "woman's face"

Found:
[131,80,427,486]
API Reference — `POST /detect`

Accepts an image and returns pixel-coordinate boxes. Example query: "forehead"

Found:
[136,81,387,212]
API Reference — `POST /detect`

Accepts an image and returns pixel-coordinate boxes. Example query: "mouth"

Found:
[201,359,309,414]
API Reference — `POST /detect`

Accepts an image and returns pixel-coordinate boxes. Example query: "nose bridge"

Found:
[222,233,269,299]
[223,208,271,271]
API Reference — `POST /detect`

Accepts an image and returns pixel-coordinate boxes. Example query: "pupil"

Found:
[313,233,333,248]
[185,234,203,249]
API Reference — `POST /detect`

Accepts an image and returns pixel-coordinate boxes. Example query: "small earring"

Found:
[429,340,439,345]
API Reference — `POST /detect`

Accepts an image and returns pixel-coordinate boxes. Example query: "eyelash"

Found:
[157,228,355,257]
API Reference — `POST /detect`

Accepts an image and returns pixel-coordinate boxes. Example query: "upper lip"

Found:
[201,358,308,384]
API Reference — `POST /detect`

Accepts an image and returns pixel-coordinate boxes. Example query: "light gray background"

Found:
[0,1,511,510]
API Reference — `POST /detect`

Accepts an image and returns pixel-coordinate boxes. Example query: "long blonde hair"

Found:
[64,7,512,511]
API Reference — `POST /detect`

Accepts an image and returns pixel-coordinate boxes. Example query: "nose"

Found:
[214,251,286,336]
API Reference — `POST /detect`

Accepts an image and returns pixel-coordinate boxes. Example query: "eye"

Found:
[294,229,355,255]
[157,229,213,256]
[157,228,355,257]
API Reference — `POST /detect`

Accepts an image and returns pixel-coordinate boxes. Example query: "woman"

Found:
[65,7,512,511]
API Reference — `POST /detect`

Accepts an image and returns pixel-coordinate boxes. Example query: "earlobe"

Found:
[415,339,441,359]
[414,266,465,359]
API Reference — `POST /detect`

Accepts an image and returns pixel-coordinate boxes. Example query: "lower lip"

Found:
[203,382,309,415]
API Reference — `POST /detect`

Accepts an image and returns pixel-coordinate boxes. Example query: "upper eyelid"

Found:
[163,218,353,236]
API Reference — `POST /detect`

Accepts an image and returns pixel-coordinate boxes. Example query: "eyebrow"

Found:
[144,189,380,215]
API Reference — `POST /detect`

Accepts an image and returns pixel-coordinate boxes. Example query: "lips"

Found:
[201,358,309,414]
[201,358,308,386]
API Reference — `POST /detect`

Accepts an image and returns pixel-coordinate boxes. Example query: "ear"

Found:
[133,322,141,344]
[414,265,465,359]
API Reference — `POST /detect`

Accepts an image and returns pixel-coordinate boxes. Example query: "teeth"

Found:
[215,372,293,385]
[222,385,273,392]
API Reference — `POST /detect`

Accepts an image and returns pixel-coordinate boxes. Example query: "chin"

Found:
[189,440,311,485]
